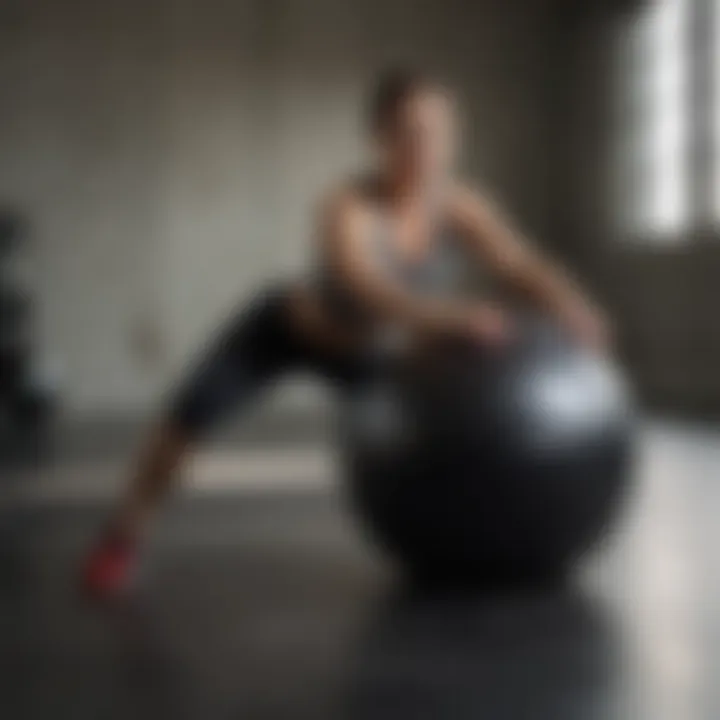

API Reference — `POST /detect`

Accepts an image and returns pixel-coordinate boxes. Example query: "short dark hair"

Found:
[368,68,439,133]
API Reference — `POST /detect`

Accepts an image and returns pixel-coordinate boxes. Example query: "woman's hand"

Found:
[452,303,515,346]
[561,303,613,352]
[451,301,612,352]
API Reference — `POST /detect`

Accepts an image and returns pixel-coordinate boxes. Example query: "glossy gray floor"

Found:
[1,422,719,719]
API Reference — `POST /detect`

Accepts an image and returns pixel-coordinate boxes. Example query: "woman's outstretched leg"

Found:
[80,287,296,599]
[81,420,193,598]
[115,421,193,538]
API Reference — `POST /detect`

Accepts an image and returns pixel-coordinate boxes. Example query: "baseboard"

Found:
[46,405,336,463]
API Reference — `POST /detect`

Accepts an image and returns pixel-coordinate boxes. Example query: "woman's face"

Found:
[379,88,458,185]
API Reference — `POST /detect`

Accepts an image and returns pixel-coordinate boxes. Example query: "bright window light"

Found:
[617,0,689,240]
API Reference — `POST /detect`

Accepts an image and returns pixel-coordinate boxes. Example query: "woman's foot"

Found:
[80,528,139,600]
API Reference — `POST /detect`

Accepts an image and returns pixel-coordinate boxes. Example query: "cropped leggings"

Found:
[168,285,378,438]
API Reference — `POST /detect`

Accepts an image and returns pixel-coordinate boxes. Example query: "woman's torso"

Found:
[314,176,468,332]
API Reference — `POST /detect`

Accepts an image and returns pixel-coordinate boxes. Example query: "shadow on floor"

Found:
[342,583,621,720]
[88,580,622,720]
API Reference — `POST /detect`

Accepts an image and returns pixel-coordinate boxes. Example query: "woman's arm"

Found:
[319,187,509,343]
[447,183,611,349]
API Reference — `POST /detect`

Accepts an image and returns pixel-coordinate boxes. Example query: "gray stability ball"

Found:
[343,317,635,584]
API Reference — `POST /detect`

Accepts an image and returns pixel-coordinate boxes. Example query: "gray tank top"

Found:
[316,186,468,332]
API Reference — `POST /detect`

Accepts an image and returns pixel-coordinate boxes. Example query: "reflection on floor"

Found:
[1,421,719,719]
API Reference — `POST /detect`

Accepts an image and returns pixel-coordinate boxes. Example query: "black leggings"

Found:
[168,285,377,437]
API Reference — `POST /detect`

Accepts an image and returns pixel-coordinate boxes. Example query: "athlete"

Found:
[81,68,609,599]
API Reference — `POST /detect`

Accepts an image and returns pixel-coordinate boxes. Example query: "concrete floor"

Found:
[1,421,720,719]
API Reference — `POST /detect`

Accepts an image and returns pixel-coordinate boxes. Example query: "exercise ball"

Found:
[343,317,634,583]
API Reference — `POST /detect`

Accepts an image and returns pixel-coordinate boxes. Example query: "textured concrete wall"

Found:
[0,0,556,418]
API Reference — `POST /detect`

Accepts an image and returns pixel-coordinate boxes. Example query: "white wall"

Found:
[0,0,555,418]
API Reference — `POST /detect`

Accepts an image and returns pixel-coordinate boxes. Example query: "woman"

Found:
[82,69,609,598]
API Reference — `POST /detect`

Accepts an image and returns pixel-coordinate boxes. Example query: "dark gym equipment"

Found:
[0,209,23,258]
[0,209,55,467]
[344,317,634,583]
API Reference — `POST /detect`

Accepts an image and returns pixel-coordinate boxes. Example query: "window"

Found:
[616,0,689,241]
[616,0,720,242]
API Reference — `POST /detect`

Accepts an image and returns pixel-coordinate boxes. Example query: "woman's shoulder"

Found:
[317,174,377,220]
[441,177,498,220]
[442,177,485,205]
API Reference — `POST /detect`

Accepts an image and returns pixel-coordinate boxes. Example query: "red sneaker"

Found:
[81,530,138,600]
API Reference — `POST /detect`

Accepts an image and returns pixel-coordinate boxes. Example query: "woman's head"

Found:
[368,69,458,185]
